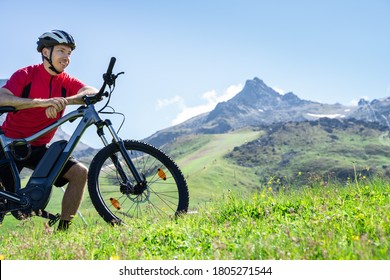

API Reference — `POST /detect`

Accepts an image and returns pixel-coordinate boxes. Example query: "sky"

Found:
[1,0,389,147]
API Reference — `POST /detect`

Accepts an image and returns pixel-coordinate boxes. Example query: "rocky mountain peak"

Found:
[231,77,281,108]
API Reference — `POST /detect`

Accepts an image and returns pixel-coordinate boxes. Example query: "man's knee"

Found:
[65,163,88,183]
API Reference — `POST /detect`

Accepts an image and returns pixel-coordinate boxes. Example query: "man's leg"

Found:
[58,162,88,229]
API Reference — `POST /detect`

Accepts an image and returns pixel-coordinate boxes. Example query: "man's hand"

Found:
[43,97,68,118]
[45,106,58,118]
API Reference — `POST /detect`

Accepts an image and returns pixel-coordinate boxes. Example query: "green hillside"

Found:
[159,118,390,205]
[226,120,390,184]
[162,129,262,205]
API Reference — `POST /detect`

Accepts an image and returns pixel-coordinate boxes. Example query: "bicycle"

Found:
[0,57,189,226]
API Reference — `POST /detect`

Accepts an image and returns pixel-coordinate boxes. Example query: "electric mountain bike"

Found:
[0,57,189,226]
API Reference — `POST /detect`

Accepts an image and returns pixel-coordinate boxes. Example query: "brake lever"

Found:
[103,71,125,86]
[115,72,125,78]
[85,58,124,107]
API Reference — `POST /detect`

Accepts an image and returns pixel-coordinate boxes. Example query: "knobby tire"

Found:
[88,140,189,225]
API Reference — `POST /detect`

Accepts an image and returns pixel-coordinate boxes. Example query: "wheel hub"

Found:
[120,180,147,195]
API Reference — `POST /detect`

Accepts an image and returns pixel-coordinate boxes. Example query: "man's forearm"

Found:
[66,86,98,105]
[0,88,44,110]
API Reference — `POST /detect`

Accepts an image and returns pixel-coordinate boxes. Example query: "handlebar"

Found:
[106,57,116,78]
[83,57,123,105]
[97,57,117,98]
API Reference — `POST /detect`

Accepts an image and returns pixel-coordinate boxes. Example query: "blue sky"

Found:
[1,0,389,147]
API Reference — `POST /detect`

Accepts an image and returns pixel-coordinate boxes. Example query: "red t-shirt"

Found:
[1,64,85,145]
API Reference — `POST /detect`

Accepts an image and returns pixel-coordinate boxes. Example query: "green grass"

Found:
[1,177,389,260]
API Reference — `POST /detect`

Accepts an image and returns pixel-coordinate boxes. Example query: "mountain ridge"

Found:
[145,77,359,147]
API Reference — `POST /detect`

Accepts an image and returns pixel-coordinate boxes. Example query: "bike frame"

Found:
[0,93,142,213]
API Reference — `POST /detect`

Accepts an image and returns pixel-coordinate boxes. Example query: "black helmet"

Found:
[37,30,76,52]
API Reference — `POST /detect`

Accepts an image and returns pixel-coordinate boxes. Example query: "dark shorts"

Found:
[0,144,78,192]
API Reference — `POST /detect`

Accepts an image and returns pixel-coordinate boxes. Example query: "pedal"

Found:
[48,213,61,227]
[31,209,61,227]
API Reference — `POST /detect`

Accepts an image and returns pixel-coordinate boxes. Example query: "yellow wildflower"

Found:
[352,235,360,241]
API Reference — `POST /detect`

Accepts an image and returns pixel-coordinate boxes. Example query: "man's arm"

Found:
[0,87,68,112]
[0,85,98,119]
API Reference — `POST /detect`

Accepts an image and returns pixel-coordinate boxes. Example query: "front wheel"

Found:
[88,140,189,224]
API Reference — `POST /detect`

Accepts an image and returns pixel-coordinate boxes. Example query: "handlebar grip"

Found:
[90,57,118,104]
[106,57,116,76]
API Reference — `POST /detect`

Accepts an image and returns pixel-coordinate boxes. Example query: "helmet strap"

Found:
[43,47,61,75]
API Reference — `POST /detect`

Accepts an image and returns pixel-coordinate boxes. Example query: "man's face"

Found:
[43,44,72,73]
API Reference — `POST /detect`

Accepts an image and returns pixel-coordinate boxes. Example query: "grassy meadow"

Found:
[1,176,389,260]
[0,129,389,260]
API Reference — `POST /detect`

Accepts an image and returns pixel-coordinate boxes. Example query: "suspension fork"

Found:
[96,120,144,184]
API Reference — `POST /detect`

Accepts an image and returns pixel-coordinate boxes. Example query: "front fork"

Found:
[95,120,145,186]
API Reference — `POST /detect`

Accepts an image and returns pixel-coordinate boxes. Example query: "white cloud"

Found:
[219,84,243,102]
[171,103,212,125]
[271,86,285,95]
[156,95,185,109]
[156,83,243,126]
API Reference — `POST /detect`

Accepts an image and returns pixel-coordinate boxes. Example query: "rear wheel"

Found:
[88,140,189,224]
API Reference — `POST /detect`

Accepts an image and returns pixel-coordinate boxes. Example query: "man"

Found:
[0,30,97,230]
